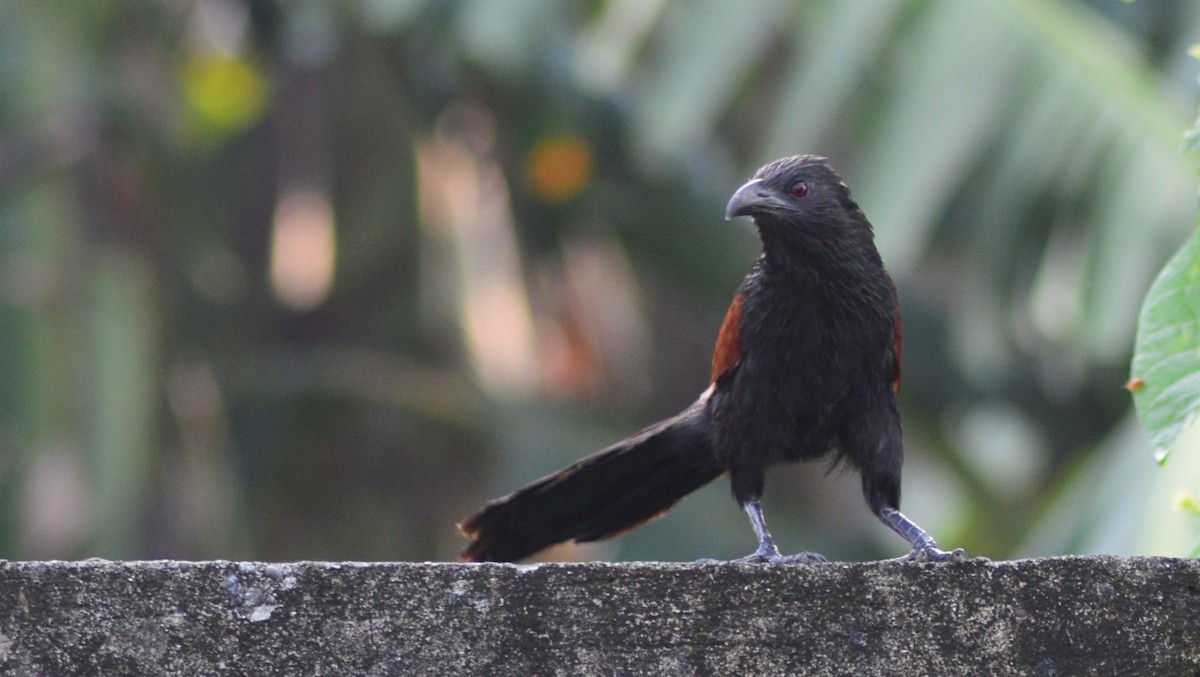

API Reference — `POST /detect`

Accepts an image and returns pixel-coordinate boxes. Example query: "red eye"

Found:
[788,180,809,199]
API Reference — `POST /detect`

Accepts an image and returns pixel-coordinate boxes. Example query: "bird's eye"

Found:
[788,180,809,199]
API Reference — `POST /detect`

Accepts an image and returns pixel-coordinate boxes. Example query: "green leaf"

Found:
[1131,227,1200,463]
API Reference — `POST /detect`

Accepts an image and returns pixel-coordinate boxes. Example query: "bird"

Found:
[457,155,966,564]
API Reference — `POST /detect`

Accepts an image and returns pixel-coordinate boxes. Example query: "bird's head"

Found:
[725,155,876,265]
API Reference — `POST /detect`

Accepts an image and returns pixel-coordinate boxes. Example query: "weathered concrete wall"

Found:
[0,556,1197,675]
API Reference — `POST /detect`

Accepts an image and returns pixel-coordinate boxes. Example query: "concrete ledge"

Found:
[0,556,1197,674]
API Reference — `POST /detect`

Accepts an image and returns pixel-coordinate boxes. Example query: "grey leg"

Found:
[733,501,826,564]
[879,508,968,562]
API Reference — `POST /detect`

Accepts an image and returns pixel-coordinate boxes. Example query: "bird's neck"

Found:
[760,238,872,279]
[758,238,889,309]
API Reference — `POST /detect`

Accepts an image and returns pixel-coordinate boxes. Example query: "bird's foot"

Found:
[735,546,827,564]
[735,543,781,563]
[778,551,828,564]
[902,545,969,563]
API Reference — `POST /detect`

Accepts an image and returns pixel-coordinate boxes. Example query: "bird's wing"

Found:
[711,291,745,385]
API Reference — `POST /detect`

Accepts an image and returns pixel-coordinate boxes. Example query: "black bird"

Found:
[458,155,965,564]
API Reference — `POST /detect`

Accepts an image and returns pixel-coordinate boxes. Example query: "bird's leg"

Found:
[740,500,781,561]
[734,501,826,564]
[879,507,968,563]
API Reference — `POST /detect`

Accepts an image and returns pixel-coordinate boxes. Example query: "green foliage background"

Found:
[1129,54,1200,556]
[0,0,1197,562]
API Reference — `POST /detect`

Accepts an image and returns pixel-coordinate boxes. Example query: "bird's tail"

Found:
[458,401,723,562]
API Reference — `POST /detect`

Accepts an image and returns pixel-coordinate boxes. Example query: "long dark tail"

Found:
[458,401,724,562]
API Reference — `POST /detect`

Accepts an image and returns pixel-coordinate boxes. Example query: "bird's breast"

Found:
[709,275,893,465]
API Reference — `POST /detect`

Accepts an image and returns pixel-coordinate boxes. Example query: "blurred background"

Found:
[1,0,1198,563]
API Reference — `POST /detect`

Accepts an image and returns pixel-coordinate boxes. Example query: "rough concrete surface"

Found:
[0,556,1197,675]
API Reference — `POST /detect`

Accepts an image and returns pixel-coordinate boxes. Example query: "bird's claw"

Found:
[735,548,827,564]
[906,546,969,563]
[779,551,828,564]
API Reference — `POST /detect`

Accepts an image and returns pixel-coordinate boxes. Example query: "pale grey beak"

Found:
[724,178,769,220]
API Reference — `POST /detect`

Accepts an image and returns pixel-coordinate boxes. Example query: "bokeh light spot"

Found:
[525,134,593,203]
[270,189,337,311]
[182,52,269,132]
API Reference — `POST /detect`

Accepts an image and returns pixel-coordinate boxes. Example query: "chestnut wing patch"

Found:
[711,292,745,384]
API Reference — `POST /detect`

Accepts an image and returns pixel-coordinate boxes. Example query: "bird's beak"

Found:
[724,179,768,221]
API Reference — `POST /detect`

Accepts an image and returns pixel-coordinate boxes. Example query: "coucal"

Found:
[458,155,965,563]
